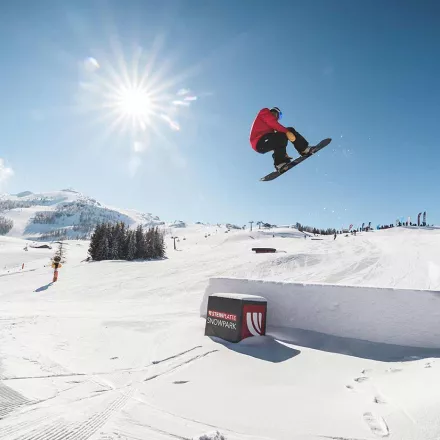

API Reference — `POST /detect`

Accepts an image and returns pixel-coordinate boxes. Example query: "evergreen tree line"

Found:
[38,229,68,240]
[0,216,13,235]
[295,222,337,236]
[88,222,166,261]
[33,211,57,224]
[0,200,34,211]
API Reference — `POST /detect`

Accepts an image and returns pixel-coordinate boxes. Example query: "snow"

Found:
[170,220,187,228]
[1,224,440,439]
[194,431,226,440]
[0,189,166,240]
[210,292,267,302]
[0,235,53,277]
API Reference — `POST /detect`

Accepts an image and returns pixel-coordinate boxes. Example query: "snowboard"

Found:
[260,138,332,182]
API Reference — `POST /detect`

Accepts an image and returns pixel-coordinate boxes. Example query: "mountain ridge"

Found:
[0,189,164,240]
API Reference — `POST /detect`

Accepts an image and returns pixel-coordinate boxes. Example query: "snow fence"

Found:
[200,277,440,349]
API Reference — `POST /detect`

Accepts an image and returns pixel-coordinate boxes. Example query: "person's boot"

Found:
[273,152,290,171]
[275,161,289,172]
[299,146,311,156]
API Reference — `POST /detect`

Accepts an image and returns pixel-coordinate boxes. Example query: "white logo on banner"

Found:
[246,312,263,336]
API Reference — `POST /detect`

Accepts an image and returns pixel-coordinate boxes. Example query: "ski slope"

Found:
[1,225,440,439]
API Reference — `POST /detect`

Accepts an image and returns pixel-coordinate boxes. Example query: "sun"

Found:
[107,84,157,132]
[116,86,152,118]
[75,45,198,140]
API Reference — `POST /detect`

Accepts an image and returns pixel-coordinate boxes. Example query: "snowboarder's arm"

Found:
[260,108,289,133]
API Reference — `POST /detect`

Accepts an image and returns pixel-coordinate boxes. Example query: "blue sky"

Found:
[1,0,439,228]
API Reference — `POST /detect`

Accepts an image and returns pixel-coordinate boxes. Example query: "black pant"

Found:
[256,127,309,165]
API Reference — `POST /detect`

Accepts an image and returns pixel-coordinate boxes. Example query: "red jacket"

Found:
[250,108,288,151]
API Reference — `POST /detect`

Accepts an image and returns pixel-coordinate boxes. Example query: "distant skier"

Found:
[250,107,311,171]
[334,232,337,240]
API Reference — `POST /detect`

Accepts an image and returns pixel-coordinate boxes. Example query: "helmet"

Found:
[269,106,282,119]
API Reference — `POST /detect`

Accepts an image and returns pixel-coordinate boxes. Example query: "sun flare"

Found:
[76,45,199,140]
[116,87,152,118]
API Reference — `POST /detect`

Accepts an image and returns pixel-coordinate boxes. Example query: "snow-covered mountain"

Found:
[0,189,164,240]
[169,220,187,228]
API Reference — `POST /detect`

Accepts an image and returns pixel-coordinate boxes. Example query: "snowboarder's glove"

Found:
[286,131,296,143]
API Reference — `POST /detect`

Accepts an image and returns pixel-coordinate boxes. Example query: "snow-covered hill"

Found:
[1,226,440,439]
[0,189,164,240]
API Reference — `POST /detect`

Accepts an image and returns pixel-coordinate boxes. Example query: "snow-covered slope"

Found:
[1,226,440,440]
[0,189,163,240]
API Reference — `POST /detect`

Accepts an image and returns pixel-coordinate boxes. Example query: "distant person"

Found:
[334,232,337,240]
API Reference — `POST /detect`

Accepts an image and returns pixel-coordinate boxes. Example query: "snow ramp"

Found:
[201,277,440,349]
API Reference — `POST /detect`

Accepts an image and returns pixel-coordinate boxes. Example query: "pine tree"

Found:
[109,223,120,260]
[88,223,105,260]
[89,223,117,261]
[121,226,131,260]
[105,223,113,259]
[135,225,147,259]
[158,228,166,258]
[54,241,67,263]
[119,222,127,259]
[151,227,165,259]
[145,227,154,258]
[0,216,13,235]
[127,230,137,261]
[152,227,159,258]
[97,236,110,260]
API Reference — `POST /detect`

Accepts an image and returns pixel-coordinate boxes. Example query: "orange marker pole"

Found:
[51,260,62,283]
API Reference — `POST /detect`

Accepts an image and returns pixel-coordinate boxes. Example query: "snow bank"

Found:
[170,220,186,228]
[402,225,440,230]
[193,431,225,440]
[210,292,267,302]
[201,277,440,349]
[256,229,307,239]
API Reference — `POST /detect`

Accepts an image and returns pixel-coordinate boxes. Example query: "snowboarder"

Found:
[250,107,311,171]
